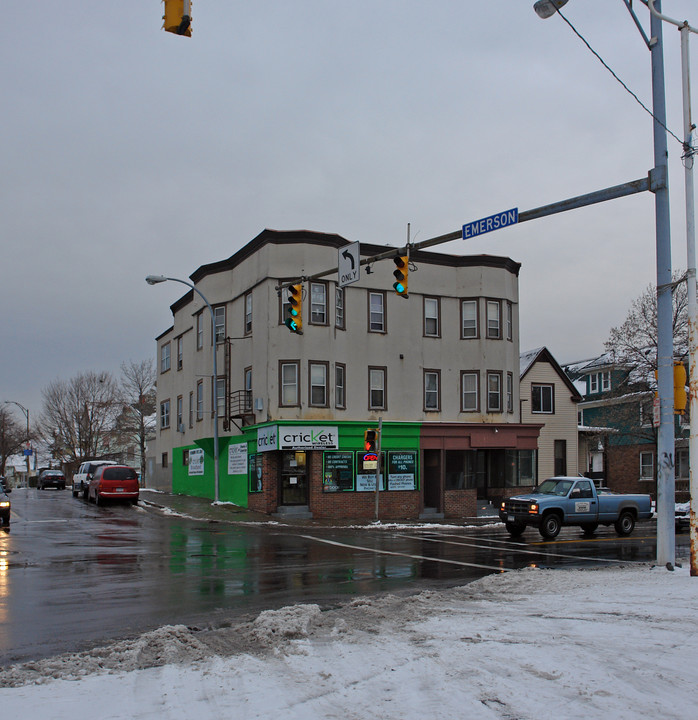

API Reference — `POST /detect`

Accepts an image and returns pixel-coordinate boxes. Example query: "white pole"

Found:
[679,23,698,576]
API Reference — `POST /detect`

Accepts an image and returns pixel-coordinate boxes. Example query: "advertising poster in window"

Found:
[248,454,263,493]
[356,451,385,492]
[322,451,354,492]
[188,448,205,476]
[388,452,417,490]
[227,442,248,475]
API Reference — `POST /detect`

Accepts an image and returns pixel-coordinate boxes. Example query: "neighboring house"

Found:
[520,348,582,480]
[150,229,543,519]
[563,353,689,499]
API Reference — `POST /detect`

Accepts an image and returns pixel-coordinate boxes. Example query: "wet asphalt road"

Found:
[0,487,685,665]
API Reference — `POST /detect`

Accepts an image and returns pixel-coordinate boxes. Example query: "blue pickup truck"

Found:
[499,476,653,539]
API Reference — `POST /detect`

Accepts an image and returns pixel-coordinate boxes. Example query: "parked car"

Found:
[37,470,66,490]
[0,489,10,526]
[88,465,139,505]
[675,501,691,531]
[0,476,11,494]
[72,460,117,499]
[499,476,653,539]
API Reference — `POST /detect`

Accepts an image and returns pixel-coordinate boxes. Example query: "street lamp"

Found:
[145,275,221,503]
[535,0,676,566]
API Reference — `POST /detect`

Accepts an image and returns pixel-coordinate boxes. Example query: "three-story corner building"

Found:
[149,229,541,520]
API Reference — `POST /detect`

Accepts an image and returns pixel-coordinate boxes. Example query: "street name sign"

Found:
[462,208,518,239]
[338,242,360,287]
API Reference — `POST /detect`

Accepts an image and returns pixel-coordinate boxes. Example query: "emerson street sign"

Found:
[462,207,519,239]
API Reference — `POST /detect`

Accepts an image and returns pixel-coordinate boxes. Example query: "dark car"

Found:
[0,490,10,526]
[37,470,66,490]
[88,465,139,505]
[0,477,11,494]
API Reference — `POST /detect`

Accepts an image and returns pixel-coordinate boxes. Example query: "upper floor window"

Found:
[640,451,654,479]
[213,306,226,344]
[196,380,204,420]
[176,396,183,431]
[461,299,478,339]
[589,371,610,394]
[244,367,253,411]
[532,384,554,413]
[196,312,204,350]
[487,300,501,339]
[309,362,329,407]
[215,377,226,418]
[506,302,513,341]
[176,336,183,371]
[507,372,514,413]
[160,342,171,374]
[424,370,440,411]
[335,363,346,409]
[189,391,194,427]
[369,367,386,410]
[310,282,328,325]
[280,361,300,407]
[245,292,253,335]
[160,399,170,429]
[487,372,502,412]
[369,292,386,333]
[461,371,479,412]
[424,297,440,337]
[335,287,345,330]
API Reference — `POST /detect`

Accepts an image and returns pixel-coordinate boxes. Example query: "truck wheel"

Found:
[614,511,635,536]
[505,521,525,537]
[581,523,598,536]
[539,513,562,539]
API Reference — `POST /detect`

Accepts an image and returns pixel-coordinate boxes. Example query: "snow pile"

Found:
[0,564,695,719]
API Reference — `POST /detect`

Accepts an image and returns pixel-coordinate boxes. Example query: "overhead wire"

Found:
[553,7,697,165]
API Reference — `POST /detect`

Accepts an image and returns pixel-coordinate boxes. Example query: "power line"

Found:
[555,8,692,154]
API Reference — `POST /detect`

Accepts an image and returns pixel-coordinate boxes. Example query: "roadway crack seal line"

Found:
[297,534,509,572]
[395,533,648,565]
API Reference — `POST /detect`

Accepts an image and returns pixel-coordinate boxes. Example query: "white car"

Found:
[72,460,117,499]
[675,501,690,531]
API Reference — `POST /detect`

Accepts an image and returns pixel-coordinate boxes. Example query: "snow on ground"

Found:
[0,563,695,719]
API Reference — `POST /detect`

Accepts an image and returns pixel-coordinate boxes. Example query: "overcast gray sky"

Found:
[2,1,696,421]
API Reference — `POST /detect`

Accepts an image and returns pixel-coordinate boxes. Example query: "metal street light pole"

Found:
[535,0,676,566]
[649,0,698,574]
[145,275,221,503]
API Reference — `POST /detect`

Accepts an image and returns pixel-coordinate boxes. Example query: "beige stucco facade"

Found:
[520,348,582,481]
[149,230,528,499]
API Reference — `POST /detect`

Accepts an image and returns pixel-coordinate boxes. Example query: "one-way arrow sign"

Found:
[338,242,360,287]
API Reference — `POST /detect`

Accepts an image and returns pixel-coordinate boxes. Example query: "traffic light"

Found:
[163,0,192,37]
[674,362,687,414]
[392,256,409,298]
[364,428,379,452]
[285,284,303,334]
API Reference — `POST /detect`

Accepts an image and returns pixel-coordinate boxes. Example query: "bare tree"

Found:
[116,359,157,482]
[0,407,26,477]
[39,371,120,465]
[604,273,688,381]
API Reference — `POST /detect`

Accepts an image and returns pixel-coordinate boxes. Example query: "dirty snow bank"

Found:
[0,564,696,720]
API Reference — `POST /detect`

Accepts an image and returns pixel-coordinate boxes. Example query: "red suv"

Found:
[88,465,139,505]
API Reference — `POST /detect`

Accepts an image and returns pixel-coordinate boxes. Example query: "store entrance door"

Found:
[279,451,308,505]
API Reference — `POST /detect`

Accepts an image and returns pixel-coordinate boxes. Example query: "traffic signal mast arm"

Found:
[275,174,652,294]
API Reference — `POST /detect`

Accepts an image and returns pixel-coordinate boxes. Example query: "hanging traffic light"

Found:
[364,428,379,452]
[392,256,409,298]
[285,284,303,334]
[163,0,192,37]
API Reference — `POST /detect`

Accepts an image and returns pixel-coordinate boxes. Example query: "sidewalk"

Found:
[138,489,500,528]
